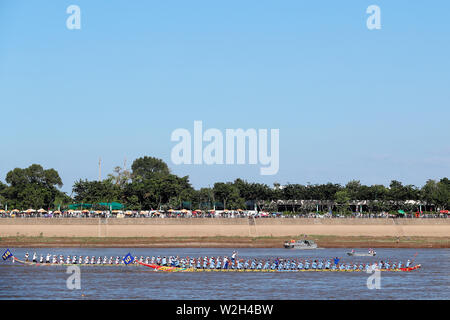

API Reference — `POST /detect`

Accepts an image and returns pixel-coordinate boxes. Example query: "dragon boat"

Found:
[136,261,421,273]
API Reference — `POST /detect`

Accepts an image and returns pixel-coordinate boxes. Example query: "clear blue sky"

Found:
[1,0,449,194]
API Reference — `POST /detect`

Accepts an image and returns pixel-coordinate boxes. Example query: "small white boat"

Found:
[347,250,376,257]
[284,239,319,249]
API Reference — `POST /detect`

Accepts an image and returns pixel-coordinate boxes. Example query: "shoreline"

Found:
[1,235,449,248]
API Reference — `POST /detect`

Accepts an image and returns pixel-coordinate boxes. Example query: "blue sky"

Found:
[0,0,449,193]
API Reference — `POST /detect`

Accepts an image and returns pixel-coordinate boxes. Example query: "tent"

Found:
[98,202,124,210]
[68,203,93,210]
[397,210,406,215]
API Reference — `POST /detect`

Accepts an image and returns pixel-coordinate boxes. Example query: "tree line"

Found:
[0,156,449,212]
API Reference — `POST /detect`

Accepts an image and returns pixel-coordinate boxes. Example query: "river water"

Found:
[0,248,448,300]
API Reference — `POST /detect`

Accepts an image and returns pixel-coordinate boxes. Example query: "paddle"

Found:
[410,252,418,266]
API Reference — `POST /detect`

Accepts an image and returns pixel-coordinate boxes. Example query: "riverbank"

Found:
[1,235,449,248]
[1,218,449,238]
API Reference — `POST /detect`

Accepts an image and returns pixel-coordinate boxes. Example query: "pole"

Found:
[99,157,102,181]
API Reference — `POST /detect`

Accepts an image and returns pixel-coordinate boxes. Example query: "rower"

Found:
[39,254,44,263]
[66,256,71,264]
[398,261,402,268]
[145,256,149,264]
[52,255,57,264]
[72,255,77,264]
[79,256,83,264]
[91,256,95,264]
[45,253,51,264]
[406,259,411,267]
[84,256,89,264]
[257,260,263,270]
[215,257,221,269]
[162,256,167,266]
[59,255,64,264]
[25,252,29,262]
[32,252,37,263]
[223,256,228,269]
[317,260,323,270]
[297,260,304,270]
[231,251,237,263]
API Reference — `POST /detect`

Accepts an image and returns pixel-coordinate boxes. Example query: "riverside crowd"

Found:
[0,209,448,219]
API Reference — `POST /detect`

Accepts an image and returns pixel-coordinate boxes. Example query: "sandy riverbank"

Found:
[1,218,449,248]
[1,235,449,248]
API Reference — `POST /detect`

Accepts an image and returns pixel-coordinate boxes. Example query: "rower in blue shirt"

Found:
[297,261,304,270]
[276,261,282,271]
[304,260,310,270]
[398,261,402,269]
[311,260,317,269]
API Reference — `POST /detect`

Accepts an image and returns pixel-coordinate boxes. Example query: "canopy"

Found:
[25,209,36,213]
[37,208,47,213]
[98,202,124,210]
[11,209,20,213]
[0,210,5,213]
[68,203,93,210]
[397,210,406,215]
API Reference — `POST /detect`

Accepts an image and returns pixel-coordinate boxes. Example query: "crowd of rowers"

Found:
[23,252,412,271]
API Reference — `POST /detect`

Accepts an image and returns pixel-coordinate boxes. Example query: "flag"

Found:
[2,249,13,261]
[123,253,134,265]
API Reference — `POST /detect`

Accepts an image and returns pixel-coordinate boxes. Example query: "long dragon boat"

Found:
[136,261,421,273]
[9,257,422,273]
